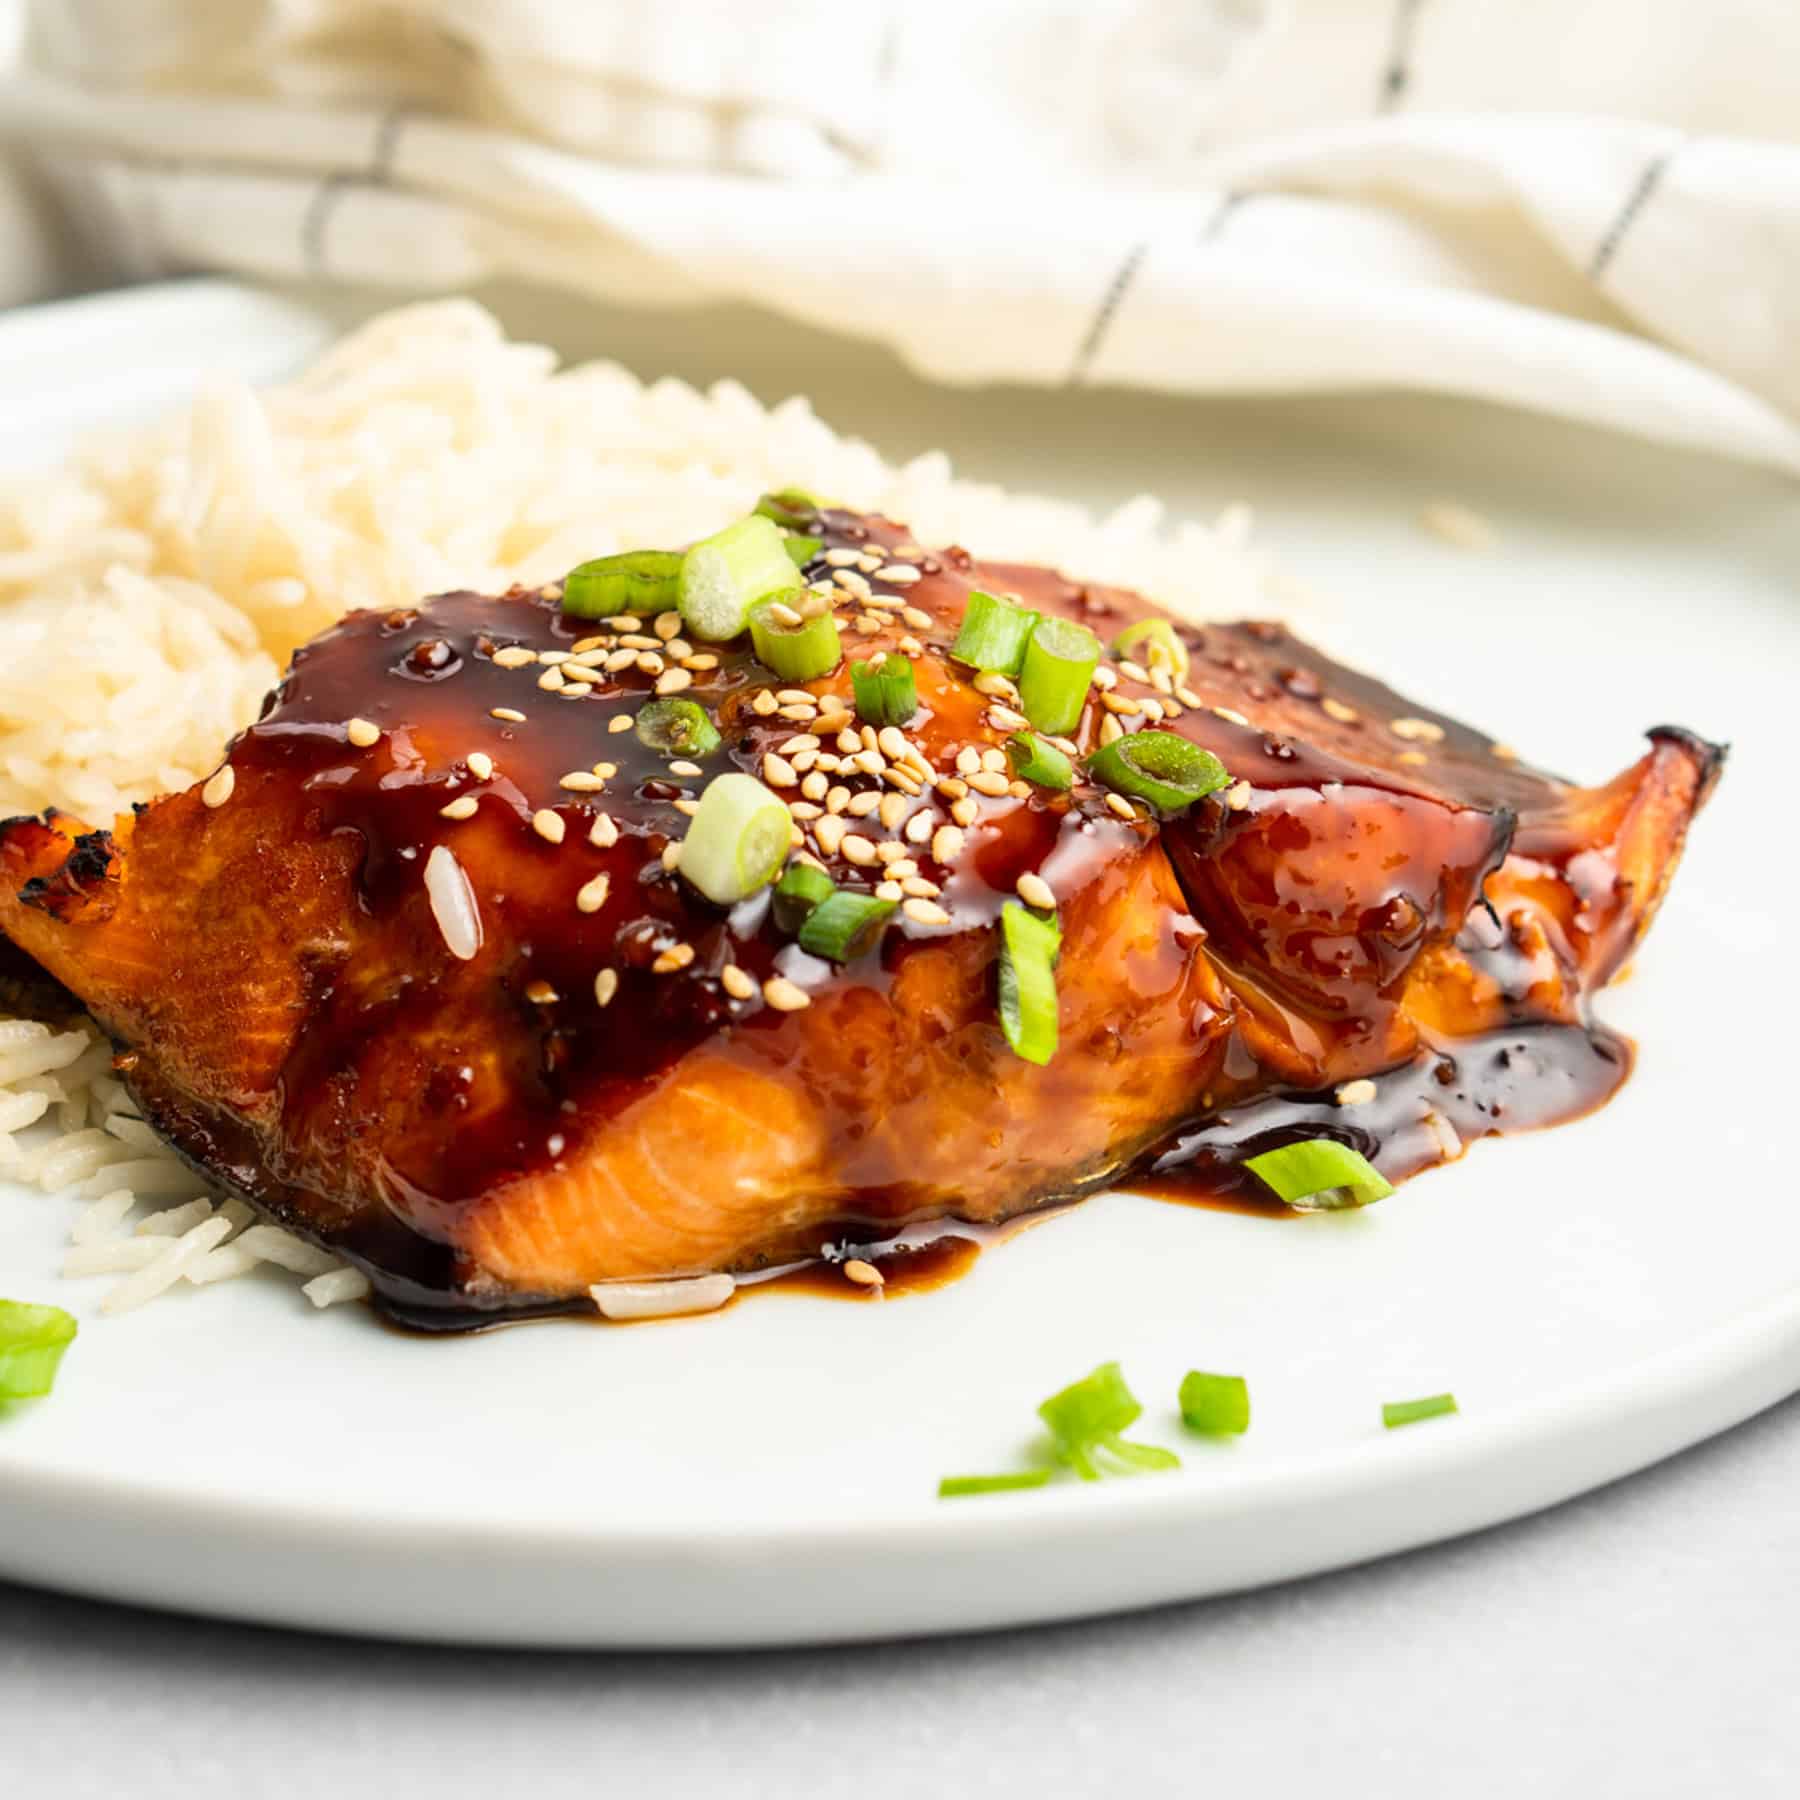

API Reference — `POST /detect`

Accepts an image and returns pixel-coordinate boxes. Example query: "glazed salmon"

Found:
[0,508,1721,1321]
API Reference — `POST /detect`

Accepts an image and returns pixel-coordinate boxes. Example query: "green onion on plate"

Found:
[748,598,841,683]
[798,891,896,962]
[635,697,722,759]
[998,898,1060,1065]
[0,1299,77,1401]
[1086,729,1229,816]
[950,588,1040,676]
[1178,1370,1251,1436]
[561,550,683,618]
[1017,615,1100,735]
[1005,730,1073,791]
[754,489,829,531]
[675,772,792,905]
[1383,1393,1459,1429]
[1112,617,1190,680]
[1037,1361,1181,1480]
[850,655,918,726]
[783,533,824,569]
[1243,1138,1394,1210]
[938,1470,1053,1499]
[679,514,802,642]
[773,861,834,934]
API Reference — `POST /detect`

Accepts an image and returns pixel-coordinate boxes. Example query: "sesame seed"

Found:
[571,637,607,654]
[903,897,951,927]
[843,1258,885,1287]
[1390,717,1445,743]
[604,649,637,673]
[825,785,851,815]
[201,765,235,808]
[762,752,798,787]
[1175,685,1203,708]
[491,706,527,723]
[800,771,829,801]
[875,563,921,583]
[538,668,567,692]
[539,652,572,668]
[560,771,607,791]
[898,634,926,656]
[653,611,682,640]
[815,710,855,736]
[846,791,882,818]
[344,716,380,748]
[986,705,1030,733]
[851,614,881,636]
[1117,659,1150,684]
[560,662,600,685]
[904,810,934,845]
[673,798,701,817]
[876,726,911,763]
[608,713,634,733]
[1336,1078,1378,1107]
[852,749,886,778]
[618,634,659,651]
[836,727,863,754]
[966,770,1011,797]
[878,792,908,833]
[652,943,696,974]
[524,979,559,1005]
[887,858,918,879]
[668,760,703,778]
[718,963,756,1001]
[901,875,941,898]
[589,813,619,848]
[1104,792,1137,820]
[467,751,494,780]
[1212,706,1249,727]
[1091,666,1118,690]
[1101,691,1141,716]
[603,614,640,631]
[656,667,694,696]
[1396,750,1429,766]
[875,879,904,902]
[439,794,479,821]
[682,653,719,672]
[635,652,665,677]
[814,816,847,856]
[825,548,861,567]
[777,690,816,706]
[788,801,822,820]
[1016,872,1056,910]
[931,825,964,863]
[950,797,979,827]
[1321,698,1359,724]
[594,969,620,1007]
[936,775,969,799]
[980,746,1008,773]
[834,568,872,600]
[955,747,981,775]
[532,809,566,844]
[1223,780,1253,810]
[573,872,612,914]
[778,703,819,722]
[763,976,811,1012]
[841,834,877,866]
[767,601,804,630]
[660,843,682,870]
[1097,714,1125,747]
[492,646,536,669]
[874,841,907,866]
[751,689,780,716]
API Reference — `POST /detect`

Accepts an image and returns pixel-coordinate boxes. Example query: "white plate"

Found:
[0,280,1793,1647]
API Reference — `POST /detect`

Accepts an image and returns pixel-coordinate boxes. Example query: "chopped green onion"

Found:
[1037,1361,1181,1481]
[562,550,683,618]
[798,891,896,961]
[1086,729,1229,817]
[1005,730,1073,791]
[676,772,792,905]
[679,515,802,642]
[1178,1371,1251,1436]
[783,533,824,569]
[950,588,1040,676]
[636,697,722,759]
[1112,617,1190,681]
[1017,615,1100,735]
[1244,1138,1394,1210]
[0,1299,77,1400]
[1383,1393,1459,1429]
[938,1470,1053,1499]
[749,598,841,682]
[773,861,834,934]
[998,899,1060,1066]
[850,655,918,726]
[755,488,828,531]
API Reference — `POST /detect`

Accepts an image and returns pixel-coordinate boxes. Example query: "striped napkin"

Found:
[5,0,1798,473]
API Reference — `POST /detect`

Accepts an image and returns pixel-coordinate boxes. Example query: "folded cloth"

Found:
[7,0,1799,473]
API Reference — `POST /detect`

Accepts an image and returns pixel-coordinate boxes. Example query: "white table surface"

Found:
[3,280,1797,1789]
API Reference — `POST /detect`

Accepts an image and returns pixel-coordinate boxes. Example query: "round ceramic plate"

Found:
[0,281,1792,1647]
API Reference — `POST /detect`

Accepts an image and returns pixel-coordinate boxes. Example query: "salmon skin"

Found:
[0,509,1722,1323]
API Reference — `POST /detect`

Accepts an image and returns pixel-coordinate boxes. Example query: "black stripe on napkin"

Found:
[1589,140,1685,278]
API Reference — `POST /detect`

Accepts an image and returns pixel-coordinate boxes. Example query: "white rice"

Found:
[0,298,1283,1318]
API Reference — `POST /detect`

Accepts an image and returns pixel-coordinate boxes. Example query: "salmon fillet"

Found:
[0,509,1722,1321]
